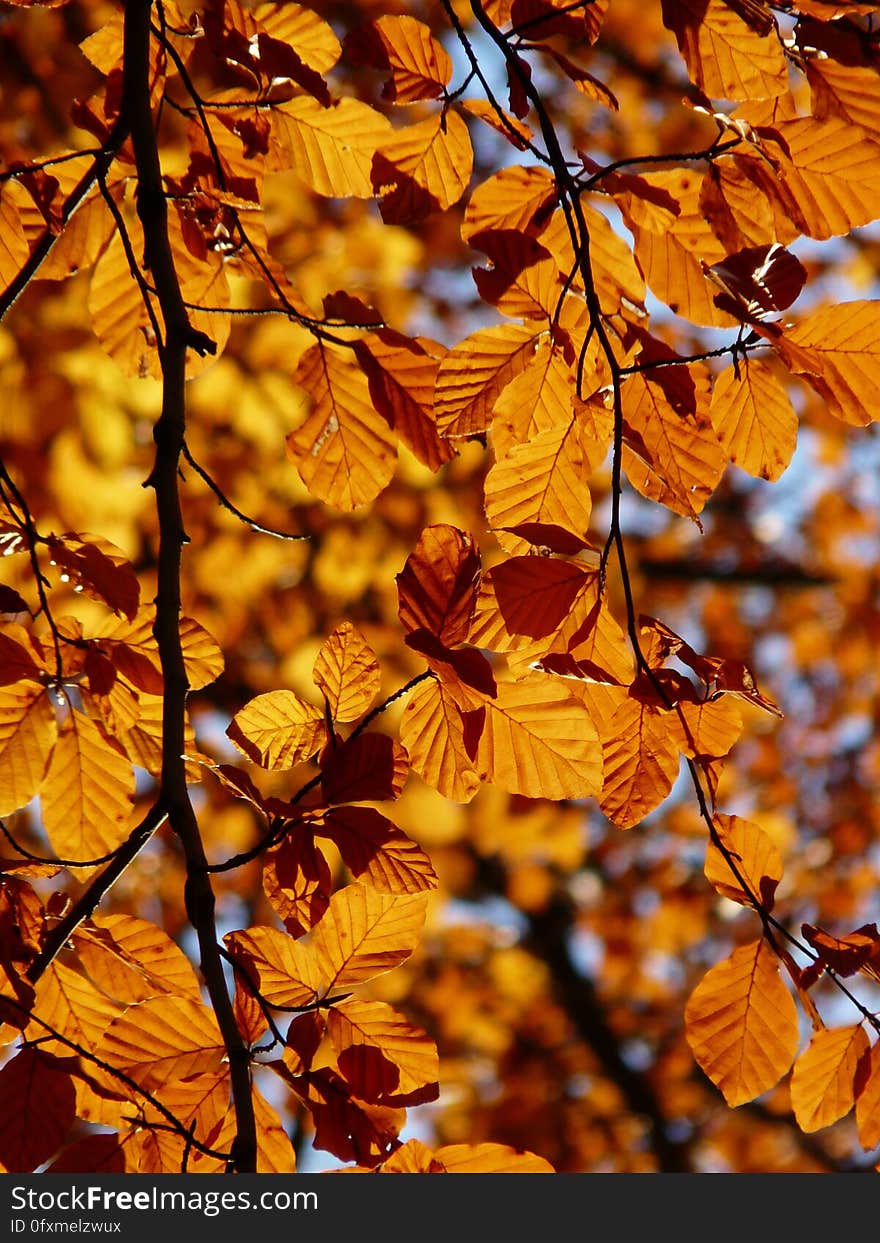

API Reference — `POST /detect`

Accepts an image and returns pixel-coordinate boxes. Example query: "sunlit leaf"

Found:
[274,97,392,199]
[790,1025,869,1133]
[0,1048,76,1173]
[227,689,326,769]
[374,111,473,223]
[311,883,428,991]
[704,814,784,909]
[0,684,56,817]
[96,996,226,1090]
[40,709,135,865]
[328,998,439,1105]
[288,342,397,510]
[685,939,799,1106]
[475,677,603,800]
[397,524,481,646]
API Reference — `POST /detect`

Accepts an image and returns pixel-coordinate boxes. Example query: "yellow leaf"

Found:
[763,117,880,240]
[313,621,381,723]
[597,694,680,830]
[485,418,592,546]
[776,300,880,427]
[489,340,584,458]
[855,1040,880,1151]
[662,0,788,102]
[254,1,341,73]
[288,342,397,510]
[475,677,603,800]
[791,1025,869,1133]
[311,883,428,991]
[685,939,799,1107]
[709,359,797,481]
[0,187,34,300]
[96,996,226,1091]
[40,709,135,865]
[274,96,392,199]
[327,999,439,1104]
[29,961,124,1056]
[398,676,481,803]
[322,806,438,894]
[348,15,452,104]
[704,814,784,909]
[462,164,556,244]
[88,228,160,380]
[73,914,203,1004]
[0,684,57,817]
[190,1085,296,1174]
[434,323,540,438]
[434,1142,554,1172]
[668,698,743,760]
[375,111,473,221]
[622,364,726,519]
[224,926,323,1008]
[227,689,325,769]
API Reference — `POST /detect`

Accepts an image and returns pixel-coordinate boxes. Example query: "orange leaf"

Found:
[29,961,124,1055]
[227,689,326,769]
[397,676,481,803]
[354,334,454,471]
[790,1025,869,1132]
[668,698,743,760]
[346,15,452,104]
[288,342,397,510]
[433,323,540,438]
[596,693,680,830]
[96,996,226,1090]
[225,926,324,1008]
[485,419,592,549]
[434,1142,555,1172]
[327,998,439,1105]
[320,732,408,803]
[855,1041,880,1151]
[661,0,788,102]
[73,913,203,1004]
[709,359,797,481]
[474,677,603,800]
[396,524,481,647]
[313,621,381,723]
[0,684,56,817]
[263,833,332,937]
[374,111,473,223]
[274,96,392,199]
[0,1048,76,1173]
[190,1085,297,1174]
[685,939,799,1106]
[40,709,135,865]
[321,805,438,894]
[704,814,784,909]
[311,883,428,992]
[775,300,880,427]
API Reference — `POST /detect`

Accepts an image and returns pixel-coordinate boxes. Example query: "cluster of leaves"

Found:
[2,0,880,1174]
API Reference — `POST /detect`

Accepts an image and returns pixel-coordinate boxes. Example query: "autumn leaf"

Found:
[0,1048,76,1172]
[288,341,397,510]
[96,996,226,1091]
[345,16,452,104]
[790,1026,870,1133]
[328,999,439,1105]
[396,524,481,646]
[373,111,473,223]
[685,939,799,1106]
[227,689,326,769]
[311,883,428,992]
[704,814,784,910]
[0,684,56,817]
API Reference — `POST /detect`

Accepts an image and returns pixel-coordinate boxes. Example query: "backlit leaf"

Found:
[709,359,797,481]
[661,0,788,101]
[313,621,381,723]
[775,300,880,427]
[225,926,324,1008]
[288,342,397,510]
[398,676,481,803]
[397,524,481,646]
[374,110,473,223]
[685,939,799,1107]
[0,1048,76,1173]
[855,1041,880,1151]
[704,814,784,909]
[434,1142,555,1173]
[328,999,439,1105]
[597,693,680,830]
[475,678,603,800]
[322,806,438,894]
[227,689,326,769]
[274,97,392,199]
[434,323,540,438]
[311,883,428,991]
[0,684,56,817]
[96,996,226,1091]
[346,16,452,104]
[790,1025,869,1133]
[40,709,135,865]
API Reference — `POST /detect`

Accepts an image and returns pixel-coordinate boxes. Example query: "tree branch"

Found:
[121,0,255,1173]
